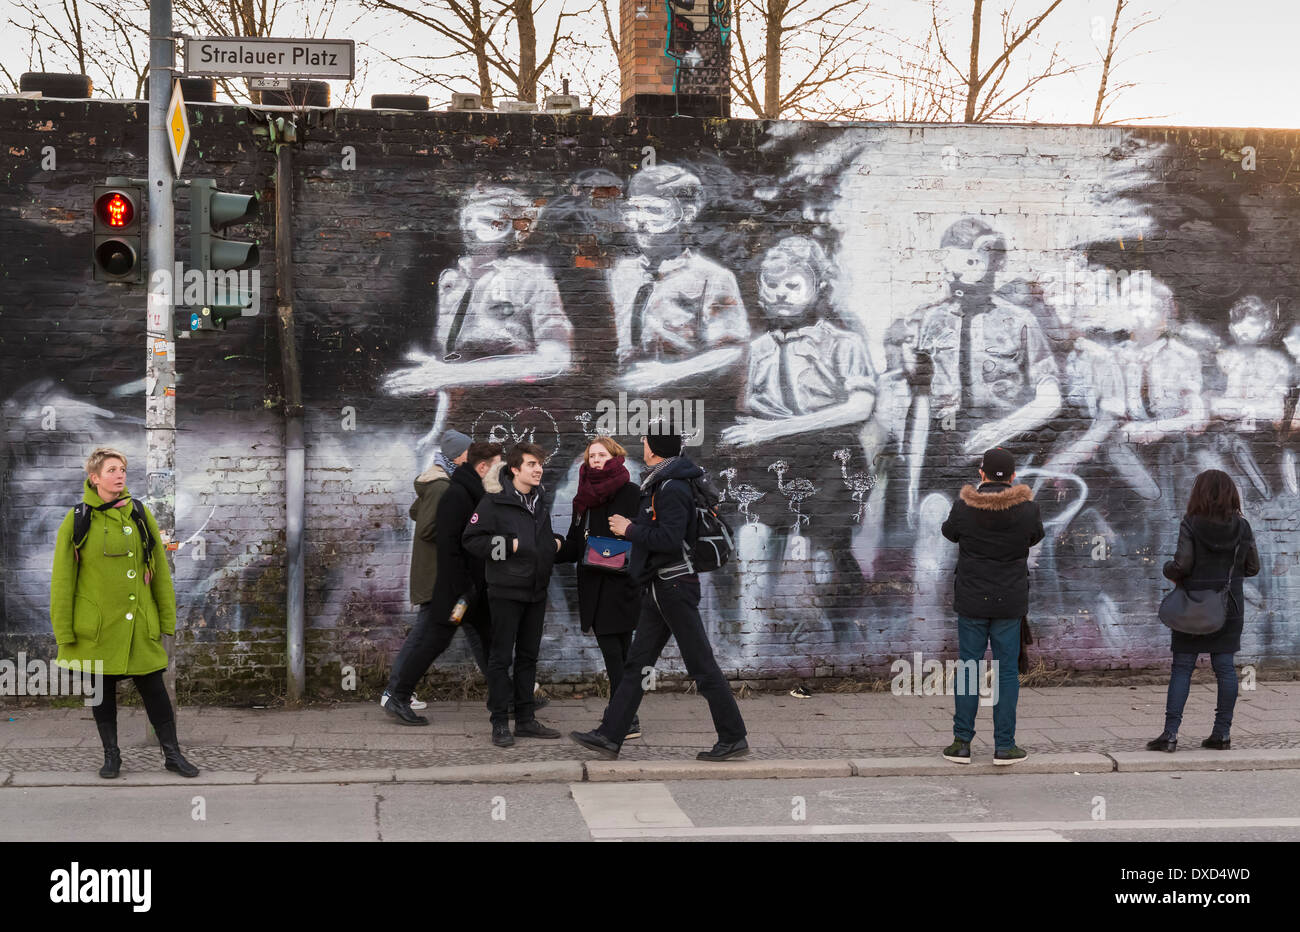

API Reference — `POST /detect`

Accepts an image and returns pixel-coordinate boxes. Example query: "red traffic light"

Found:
[95,191,135,228]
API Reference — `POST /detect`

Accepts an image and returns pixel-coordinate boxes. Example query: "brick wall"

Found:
[3,99,1299,702]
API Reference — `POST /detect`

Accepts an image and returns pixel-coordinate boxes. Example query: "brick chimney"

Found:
[620,0,730,117]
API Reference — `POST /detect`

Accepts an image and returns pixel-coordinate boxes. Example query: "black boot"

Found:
[155,721,200,777]
[96,722,121,779]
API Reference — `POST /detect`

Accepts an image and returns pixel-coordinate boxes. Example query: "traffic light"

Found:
[190,179,260,331]
[93,184,143,282]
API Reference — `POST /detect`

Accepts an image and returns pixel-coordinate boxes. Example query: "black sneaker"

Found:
[1201,735,1231,750]
[625,718,642,740]
[570,729,620,759]
[942,739,971,764]
[385,697,429,726]
[492,723,514,747]
[514,720,561,739]
[697,738,749,761]
[993,746,1028,766]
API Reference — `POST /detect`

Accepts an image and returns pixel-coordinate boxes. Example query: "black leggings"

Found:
[596,631,634,694]
[90,670,175,728]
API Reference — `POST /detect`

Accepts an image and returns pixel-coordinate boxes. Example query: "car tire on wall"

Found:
[19,72,92,98]
[371,94,429,111]
[259,81,330,108]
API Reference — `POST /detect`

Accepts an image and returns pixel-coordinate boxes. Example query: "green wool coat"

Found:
[49,480,177,676]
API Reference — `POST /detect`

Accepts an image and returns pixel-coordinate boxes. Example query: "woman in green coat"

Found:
[50,447,199,779]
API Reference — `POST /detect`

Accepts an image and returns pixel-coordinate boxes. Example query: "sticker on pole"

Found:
[166,80,190,178]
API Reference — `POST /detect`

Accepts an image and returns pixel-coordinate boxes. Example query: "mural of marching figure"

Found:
[383,186,573,396]
[381,185,575,469]
[715,236,879,658]
[910,218,1062,523]
[1210,295,1292,501]
[610,163,749,393]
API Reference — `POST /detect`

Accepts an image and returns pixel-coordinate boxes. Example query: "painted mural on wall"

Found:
[3,104,1300,688]
[665,0,731,94]
[368,126,1300,673]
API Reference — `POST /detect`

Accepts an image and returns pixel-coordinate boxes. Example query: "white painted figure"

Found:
[609,164,748,392]
[723,236,876,447]
[383,186,573,396]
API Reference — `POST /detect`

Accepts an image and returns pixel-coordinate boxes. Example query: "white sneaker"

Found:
[379,691,391,708]
[410,695,427,711]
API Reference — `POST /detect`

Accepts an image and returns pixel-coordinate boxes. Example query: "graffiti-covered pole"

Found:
[145,0,179,735]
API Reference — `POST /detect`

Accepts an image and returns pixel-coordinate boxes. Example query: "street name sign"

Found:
[183,37,355,80]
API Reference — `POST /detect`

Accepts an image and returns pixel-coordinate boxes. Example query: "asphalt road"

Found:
[4,770,1299,842]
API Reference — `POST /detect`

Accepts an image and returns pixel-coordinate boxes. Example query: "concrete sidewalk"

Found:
[2,682,1298,786]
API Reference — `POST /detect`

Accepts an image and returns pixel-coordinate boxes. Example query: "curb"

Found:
[850,752,1114,776]
[1110,748,1300,772]
[3,751,1300,787]
[584,758,854,782]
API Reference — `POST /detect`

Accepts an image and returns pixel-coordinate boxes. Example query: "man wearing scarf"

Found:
[570,424,749,761]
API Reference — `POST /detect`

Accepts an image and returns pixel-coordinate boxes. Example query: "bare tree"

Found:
[730,0,881,120]
[870,28,966,122]
[7,0,151,98]
[1091,0,1161,125]
[924,0,1080,123]
[361,0,592,106]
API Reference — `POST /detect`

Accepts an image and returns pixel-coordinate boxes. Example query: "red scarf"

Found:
[573,455,630,516]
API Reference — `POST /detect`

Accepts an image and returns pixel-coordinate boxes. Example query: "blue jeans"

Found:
[1163,652,1237,738]
[952,615,1021,751]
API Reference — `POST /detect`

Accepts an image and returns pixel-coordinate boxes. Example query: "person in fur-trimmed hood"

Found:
[938,447,1044,767]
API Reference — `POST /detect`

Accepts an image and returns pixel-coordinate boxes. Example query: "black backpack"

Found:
[72,497,156,566]
[656,475,734,573]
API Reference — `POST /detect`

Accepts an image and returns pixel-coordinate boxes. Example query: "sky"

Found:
[1,0,1298,128]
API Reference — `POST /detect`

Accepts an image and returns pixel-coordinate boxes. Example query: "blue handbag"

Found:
[580,513,631,574]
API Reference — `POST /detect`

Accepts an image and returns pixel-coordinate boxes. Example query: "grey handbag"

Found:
[1158,529,1240,636]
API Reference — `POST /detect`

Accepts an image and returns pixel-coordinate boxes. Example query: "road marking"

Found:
[569,782,694,832]
[583,816,1300,840]
[950,829,1068,842]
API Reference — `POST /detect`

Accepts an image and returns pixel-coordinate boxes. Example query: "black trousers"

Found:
[90,670,175,728]
[486,596,546,727]
[597,574,746,746]
[391,592,492,703]
[596,631,634,695]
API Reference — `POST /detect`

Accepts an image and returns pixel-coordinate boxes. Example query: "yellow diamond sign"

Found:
[165,80,190,177]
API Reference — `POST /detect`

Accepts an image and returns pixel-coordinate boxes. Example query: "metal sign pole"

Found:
[147,0,178,742]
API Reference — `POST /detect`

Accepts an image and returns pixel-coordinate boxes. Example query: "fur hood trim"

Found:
[959,483,1033,511]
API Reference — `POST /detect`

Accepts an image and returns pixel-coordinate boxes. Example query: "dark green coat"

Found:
[50,480,176,675]
[409,464,451,605]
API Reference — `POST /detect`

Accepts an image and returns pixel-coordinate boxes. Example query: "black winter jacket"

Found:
[941,482,1045,619]
[462,465,564,603]
[1162,514,1260,654]
[624,456,704,584]
[557,481,642,634]
[427,464,495,622]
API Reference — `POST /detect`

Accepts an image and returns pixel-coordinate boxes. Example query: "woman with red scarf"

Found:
[558,437,644,739]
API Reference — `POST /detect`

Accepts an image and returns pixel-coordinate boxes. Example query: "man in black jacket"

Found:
[463,442,565,747]
[569,428,749,761]
[385,441,503,725]
[939,447,1044,766]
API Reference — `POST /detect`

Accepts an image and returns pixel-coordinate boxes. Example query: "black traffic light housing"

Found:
[93,183,143,282]
[189,179,260,331]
